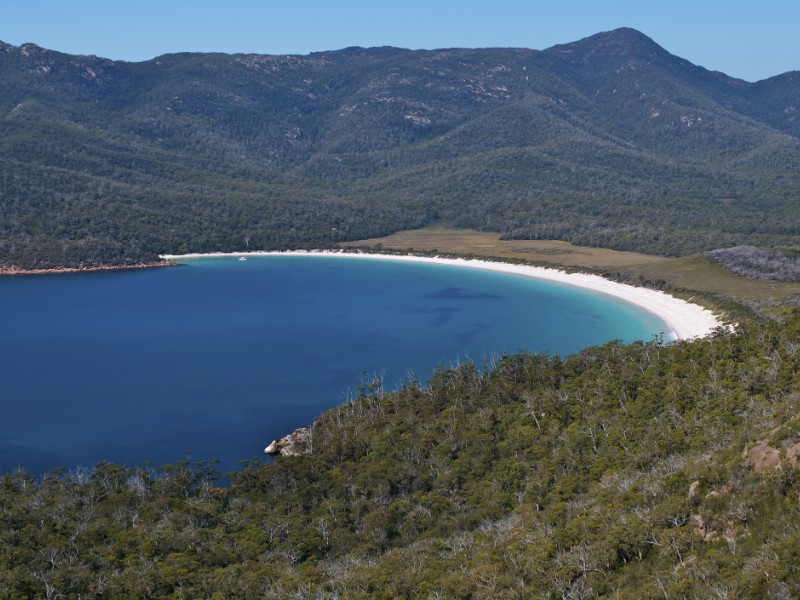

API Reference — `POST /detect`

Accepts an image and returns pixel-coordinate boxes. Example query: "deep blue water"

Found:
[0,255,667,474]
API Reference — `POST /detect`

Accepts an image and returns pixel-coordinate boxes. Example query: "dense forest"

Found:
[1,28,800,269]
[3,313,800,598]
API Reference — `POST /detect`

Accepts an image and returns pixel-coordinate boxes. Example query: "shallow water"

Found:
[0,255,667,474]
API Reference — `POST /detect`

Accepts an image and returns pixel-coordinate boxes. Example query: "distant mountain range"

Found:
[1,28,799,269]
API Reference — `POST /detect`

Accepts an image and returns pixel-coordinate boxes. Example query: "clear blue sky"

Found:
[2,0,798,82]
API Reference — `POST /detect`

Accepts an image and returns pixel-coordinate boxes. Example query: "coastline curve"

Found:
[160,250,724,341]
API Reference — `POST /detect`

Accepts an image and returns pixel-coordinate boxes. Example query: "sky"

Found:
[2,0,798,82]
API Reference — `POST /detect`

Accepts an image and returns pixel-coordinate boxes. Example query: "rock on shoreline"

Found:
[264,427,313,457]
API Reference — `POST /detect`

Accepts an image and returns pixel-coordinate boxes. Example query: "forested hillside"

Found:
[2,28,800,269]
[3,314,800,597]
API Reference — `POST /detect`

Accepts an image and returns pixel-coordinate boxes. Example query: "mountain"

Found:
[1,29,799,269]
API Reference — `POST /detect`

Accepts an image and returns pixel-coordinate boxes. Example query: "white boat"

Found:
[239,256,247,261]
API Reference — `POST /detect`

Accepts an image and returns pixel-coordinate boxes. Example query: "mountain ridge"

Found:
[0,27,788,82]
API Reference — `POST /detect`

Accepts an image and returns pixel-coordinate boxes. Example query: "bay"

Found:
[0,255,667,474]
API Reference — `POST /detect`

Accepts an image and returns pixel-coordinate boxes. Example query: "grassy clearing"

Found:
[345,227,667,268]
[344,227,800,309]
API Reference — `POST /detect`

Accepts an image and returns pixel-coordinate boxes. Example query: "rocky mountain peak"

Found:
[18,42,46,57]
[545,27,672,65]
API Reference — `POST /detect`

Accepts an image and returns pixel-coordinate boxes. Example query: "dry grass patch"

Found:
[344,227,666,269]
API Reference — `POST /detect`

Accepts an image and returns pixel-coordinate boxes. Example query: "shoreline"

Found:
[161,250,725,341]
[0,260,176,277]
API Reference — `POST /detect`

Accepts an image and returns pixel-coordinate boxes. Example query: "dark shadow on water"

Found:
[425,286,502,300]
[455,325,484,346]
[432,306,461,325]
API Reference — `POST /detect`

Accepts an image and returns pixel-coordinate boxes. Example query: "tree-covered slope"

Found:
[3,315,800,597]
[2,29,800,269]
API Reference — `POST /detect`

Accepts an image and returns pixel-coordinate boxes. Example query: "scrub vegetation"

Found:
[706,246,800,282]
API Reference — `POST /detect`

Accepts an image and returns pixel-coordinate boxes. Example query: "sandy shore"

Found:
[160,250,724,341]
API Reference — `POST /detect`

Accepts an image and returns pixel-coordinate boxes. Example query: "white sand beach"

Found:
[160,250,724,341]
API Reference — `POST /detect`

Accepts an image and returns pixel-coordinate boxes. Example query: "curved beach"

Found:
[160,250,724,341]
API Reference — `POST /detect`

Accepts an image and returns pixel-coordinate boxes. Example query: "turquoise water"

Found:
[0,255,667,474]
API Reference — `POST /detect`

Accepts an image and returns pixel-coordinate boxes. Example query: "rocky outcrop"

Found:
[705,484,731,499]
[688,480,700,499]
[264,427,313,457]
[743,417,800,472]
[691,514,719,542]
[744,442,782,471]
